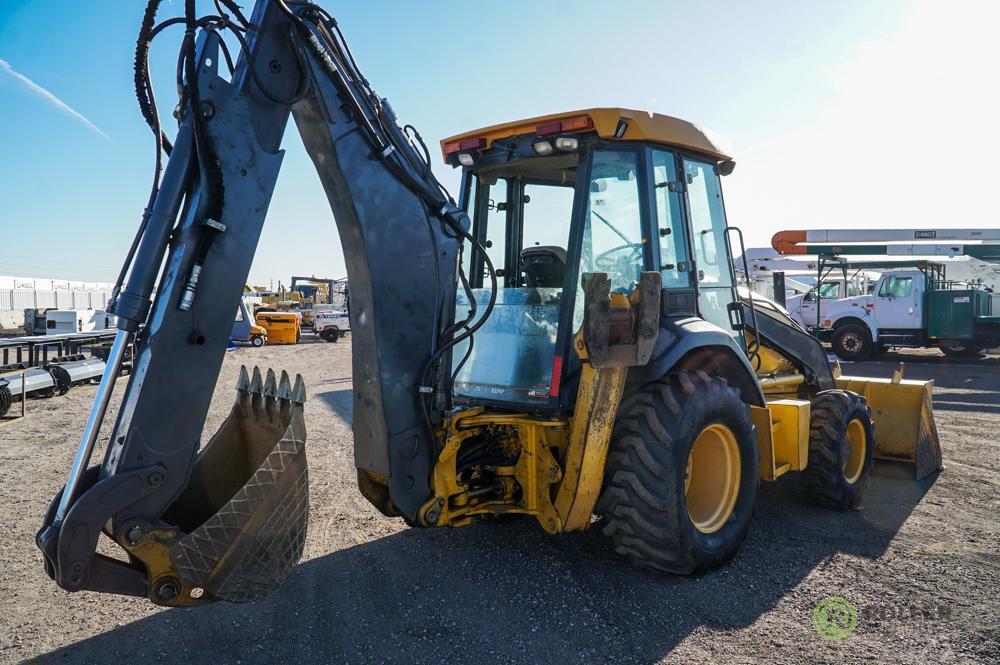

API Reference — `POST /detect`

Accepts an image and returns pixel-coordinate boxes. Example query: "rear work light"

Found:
[532,140,554,156]
[554,136,579,151]
[457,152,476,166]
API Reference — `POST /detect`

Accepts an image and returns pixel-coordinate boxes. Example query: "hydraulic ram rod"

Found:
[54,329,130,523]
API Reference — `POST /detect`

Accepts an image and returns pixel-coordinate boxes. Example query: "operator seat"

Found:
[520,246,567,288]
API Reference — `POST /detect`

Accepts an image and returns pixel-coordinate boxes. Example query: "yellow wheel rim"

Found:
[843,418,867,484]
[684,423,741,534]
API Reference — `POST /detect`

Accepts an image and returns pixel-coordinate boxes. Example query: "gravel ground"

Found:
[1,339,998,664]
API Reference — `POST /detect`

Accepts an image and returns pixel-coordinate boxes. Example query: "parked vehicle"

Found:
[24,309,115,336]
[255,311,301,345]
[813,264,1000,360]
[785,277,874,329]
[230,299,267,347]
[314,309,350,342]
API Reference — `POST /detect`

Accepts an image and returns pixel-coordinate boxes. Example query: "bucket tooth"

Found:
[263,368,277,398]
[291,374,306,404]
[249,366,263,393]
[278,371,291,400]
[236,365,250,392]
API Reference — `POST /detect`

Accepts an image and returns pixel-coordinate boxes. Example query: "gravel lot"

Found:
[1,339,998,664]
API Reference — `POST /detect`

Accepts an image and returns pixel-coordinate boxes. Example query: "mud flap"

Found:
[130,366,309,605]
[836,374,942,480]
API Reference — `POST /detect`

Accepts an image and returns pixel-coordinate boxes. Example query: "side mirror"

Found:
[716,160,736,177]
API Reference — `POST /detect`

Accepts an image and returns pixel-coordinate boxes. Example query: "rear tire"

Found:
[832,323,873,361]
[940,341,984,358]
[596,370,758,574]
[801,390,875,510]
[321,328,340,343]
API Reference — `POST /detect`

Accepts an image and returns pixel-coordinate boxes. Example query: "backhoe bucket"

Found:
[151,365,309,604]
[836,373,942,479]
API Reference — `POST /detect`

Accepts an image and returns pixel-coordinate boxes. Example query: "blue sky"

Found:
[1,0,996,284]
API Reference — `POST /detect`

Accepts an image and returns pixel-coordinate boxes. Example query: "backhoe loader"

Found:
[36,0,942,607]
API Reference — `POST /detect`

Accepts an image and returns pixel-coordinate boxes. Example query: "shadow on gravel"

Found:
[36,465,936,664]
[316,387,353,424]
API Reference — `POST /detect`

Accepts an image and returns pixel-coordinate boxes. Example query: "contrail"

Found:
[0,57,112,142]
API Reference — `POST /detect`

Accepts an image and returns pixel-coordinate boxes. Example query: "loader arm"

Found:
[37,0,474,604]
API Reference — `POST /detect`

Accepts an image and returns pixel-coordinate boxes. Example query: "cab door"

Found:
[681,157,740,336]
[650,149,694,311]
[874,273,922,329]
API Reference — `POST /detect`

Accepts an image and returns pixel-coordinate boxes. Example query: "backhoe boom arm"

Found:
[38,0,467,603]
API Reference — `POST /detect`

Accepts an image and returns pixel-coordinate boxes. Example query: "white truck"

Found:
[784,277,874,330]
[815,266,1000,360]
[313,309,350,343]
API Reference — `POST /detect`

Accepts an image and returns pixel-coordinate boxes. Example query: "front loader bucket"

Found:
[836,374,942,479]
[152,365,309,604]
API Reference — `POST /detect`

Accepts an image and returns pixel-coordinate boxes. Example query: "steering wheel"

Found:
[594,243,643,271]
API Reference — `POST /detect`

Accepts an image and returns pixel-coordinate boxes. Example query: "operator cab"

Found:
[442,108,741,412]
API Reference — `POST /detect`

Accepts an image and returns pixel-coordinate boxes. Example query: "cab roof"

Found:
[440,107,732,163]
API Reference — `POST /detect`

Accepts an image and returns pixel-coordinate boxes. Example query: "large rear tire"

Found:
[832,323,873,361]
[801,390,875,510]
[596,370,758,574]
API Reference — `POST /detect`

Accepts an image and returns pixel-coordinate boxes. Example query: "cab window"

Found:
[651,149,690,289]
[684,158,737,336]
[573,149,645,329]
[818,282,840,299]
[454,154,579,404]
[878,276,913,298]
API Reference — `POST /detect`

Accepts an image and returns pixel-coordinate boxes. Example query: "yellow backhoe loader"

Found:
[36,0,941,607]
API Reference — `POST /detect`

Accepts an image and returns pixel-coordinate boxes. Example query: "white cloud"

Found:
[726,0,1000,250]
[0,57,112,142]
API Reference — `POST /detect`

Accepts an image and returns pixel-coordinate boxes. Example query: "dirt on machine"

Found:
[36,0,941,608]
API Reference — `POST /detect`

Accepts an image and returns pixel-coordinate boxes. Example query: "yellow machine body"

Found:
[255,312,301,345]
[415,277,659,534]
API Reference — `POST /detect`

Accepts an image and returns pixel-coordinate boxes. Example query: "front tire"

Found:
[801,390,875,510]
[250,335,265,348]
[596,370,758,574]
[832,323,873,361]
[321,328,340,343]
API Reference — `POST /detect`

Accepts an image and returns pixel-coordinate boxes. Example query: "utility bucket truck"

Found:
[770,229,1000,359]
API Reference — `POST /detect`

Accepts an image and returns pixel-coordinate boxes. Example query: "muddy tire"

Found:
[801,390,875,510]
[596,370,758,574]
[0,384,11,417]
[832,323,873,361]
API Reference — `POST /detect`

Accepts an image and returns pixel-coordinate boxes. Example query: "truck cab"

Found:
[823,266,999,359]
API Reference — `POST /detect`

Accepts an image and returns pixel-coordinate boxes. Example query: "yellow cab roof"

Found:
[440,107,732,163]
